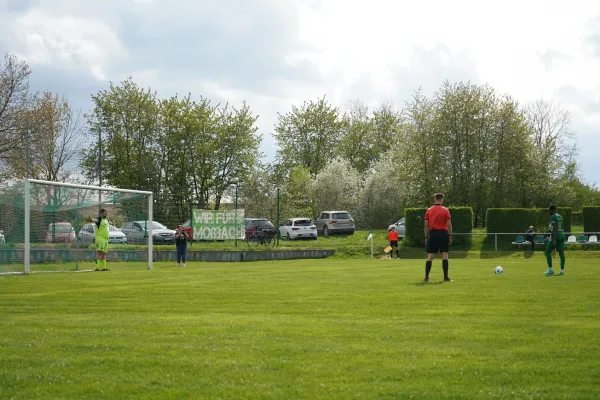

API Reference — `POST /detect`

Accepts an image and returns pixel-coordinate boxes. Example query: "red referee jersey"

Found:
[425,205,451,231]
[388,230,398,241]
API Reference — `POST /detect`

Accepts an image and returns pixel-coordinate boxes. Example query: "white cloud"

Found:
[7,8,125,80]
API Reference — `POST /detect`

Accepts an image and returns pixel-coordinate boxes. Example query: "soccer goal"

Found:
[0,179,153,274]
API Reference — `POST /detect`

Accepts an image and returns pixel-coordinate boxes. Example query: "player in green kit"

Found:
[544,205,566,276]
[89,208,110,271]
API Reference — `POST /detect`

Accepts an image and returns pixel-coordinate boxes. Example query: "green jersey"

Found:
[549,213,565,240]
[96,218,109,241]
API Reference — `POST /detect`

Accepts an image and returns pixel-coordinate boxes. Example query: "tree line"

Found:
[1,53,599,229]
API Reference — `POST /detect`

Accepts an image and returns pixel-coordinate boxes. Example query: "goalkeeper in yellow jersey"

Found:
[89,208,110,271]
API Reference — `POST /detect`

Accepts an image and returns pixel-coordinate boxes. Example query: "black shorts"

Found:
[390,240,398,248]
[426,230,449,253]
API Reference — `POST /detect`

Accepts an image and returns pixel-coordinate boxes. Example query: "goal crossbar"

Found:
[22,179,153,274]
[26,179,153,195]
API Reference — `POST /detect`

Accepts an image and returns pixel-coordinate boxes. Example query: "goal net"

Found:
[0,179,153,274]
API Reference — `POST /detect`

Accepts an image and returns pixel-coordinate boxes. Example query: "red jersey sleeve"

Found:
[424,209,430,221]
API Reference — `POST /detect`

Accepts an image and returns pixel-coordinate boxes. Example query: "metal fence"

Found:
[452,232,600,251]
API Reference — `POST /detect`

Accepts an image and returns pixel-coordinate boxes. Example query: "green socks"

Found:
[559,252,565,270]
[101,260,107,270]
[545,251,553,268]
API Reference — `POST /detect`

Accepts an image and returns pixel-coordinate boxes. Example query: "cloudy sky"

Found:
[2,0,600,184]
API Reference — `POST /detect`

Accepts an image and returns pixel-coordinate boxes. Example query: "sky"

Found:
[1,0,600,185]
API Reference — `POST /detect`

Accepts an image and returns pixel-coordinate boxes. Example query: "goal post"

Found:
[0,178,153,275]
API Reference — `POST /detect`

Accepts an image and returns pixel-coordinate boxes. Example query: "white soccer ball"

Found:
[494,266,504,274]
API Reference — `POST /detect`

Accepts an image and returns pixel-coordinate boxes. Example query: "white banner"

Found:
[192,209,245,240]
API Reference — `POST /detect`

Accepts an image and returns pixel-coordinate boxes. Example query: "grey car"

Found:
[78,223,128,245]
[121,221,176,244]
[388,218,406,238]
[314,211,355,236]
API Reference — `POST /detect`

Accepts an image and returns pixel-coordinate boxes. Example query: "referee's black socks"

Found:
[425,261,432,278]
[442,259,449,279]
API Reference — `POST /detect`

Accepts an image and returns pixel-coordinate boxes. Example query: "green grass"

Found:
[1,257,599,399]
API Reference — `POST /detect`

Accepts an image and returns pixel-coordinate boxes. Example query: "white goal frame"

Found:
[23,179,154,274]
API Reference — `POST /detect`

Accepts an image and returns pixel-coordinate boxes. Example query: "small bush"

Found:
[583,207,600,234]
[405,206,473,246]
[486,207,572,238]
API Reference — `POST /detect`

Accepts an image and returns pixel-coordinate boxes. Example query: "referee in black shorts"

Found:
[424,193,453,282]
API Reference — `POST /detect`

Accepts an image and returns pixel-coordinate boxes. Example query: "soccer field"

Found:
[1,258,599,399]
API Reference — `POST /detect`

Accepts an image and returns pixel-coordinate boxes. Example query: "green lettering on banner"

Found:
[192,209,245,241]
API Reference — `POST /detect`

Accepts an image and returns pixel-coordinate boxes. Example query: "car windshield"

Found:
[50,225,72,233]
[294,220,312,226]
[333,213,351,220]
[109,225,120,232]
[151,222,166,229]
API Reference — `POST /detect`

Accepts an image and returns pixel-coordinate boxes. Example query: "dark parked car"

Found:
[244,218,276,240]
[182,219,193,241]
[45,222,77,243]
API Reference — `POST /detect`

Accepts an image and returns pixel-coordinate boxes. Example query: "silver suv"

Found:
[315,211,355,236]
[388,218,406,238]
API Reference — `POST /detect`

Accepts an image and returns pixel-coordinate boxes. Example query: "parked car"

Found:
[279,218,318,240]
[120,221,176,244]
[0,230,5,243]
[182,219,193,240]
[314,211,355,236]
[78,223,128,245]
[388,218,406,238]
[244,218,276,240]
[45,222,77,243]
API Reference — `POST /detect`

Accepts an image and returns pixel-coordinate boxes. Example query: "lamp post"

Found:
[276,186,280,247]
[233,183,238,248]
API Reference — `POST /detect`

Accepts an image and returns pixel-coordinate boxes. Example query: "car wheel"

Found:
[323,226,329,237]
[287,232,291,240]
[143,236,148,245]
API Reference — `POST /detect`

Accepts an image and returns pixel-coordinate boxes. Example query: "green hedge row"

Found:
[486,207,572,235]
[405,206,473,246]
[583,207,600,233]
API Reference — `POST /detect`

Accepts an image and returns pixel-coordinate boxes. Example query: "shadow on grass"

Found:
[410,281,444,286]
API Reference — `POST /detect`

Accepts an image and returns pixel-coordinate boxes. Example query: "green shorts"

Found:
[546,237,565,252]
[95,237,108,254]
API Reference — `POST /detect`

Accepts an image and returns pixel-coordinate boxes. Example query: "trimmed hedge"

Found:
[486,207,572,235]
[583,207,600,233]
[405,206,473,246]
[572,212,583,227]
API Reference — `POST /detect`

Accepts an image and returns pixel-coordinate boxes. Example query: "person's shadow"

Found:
[411,281,444,286]
[524,250,534,259]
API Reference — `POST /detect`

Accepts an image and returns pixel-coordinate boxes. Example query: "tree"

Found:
[395,89,440,207]
[526,99,573,173]
[10,92,84,182]
[280,165,314,221]
[0,54,33,179]
[338,100,374,173]
[313,157,361,218]
[238,164,278,221]
[273,96,342,177]
[82,77,161,193]
[212,102,262,210]
[156,94,198,225]
[357,155,406,229]
[372,100,402,157]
